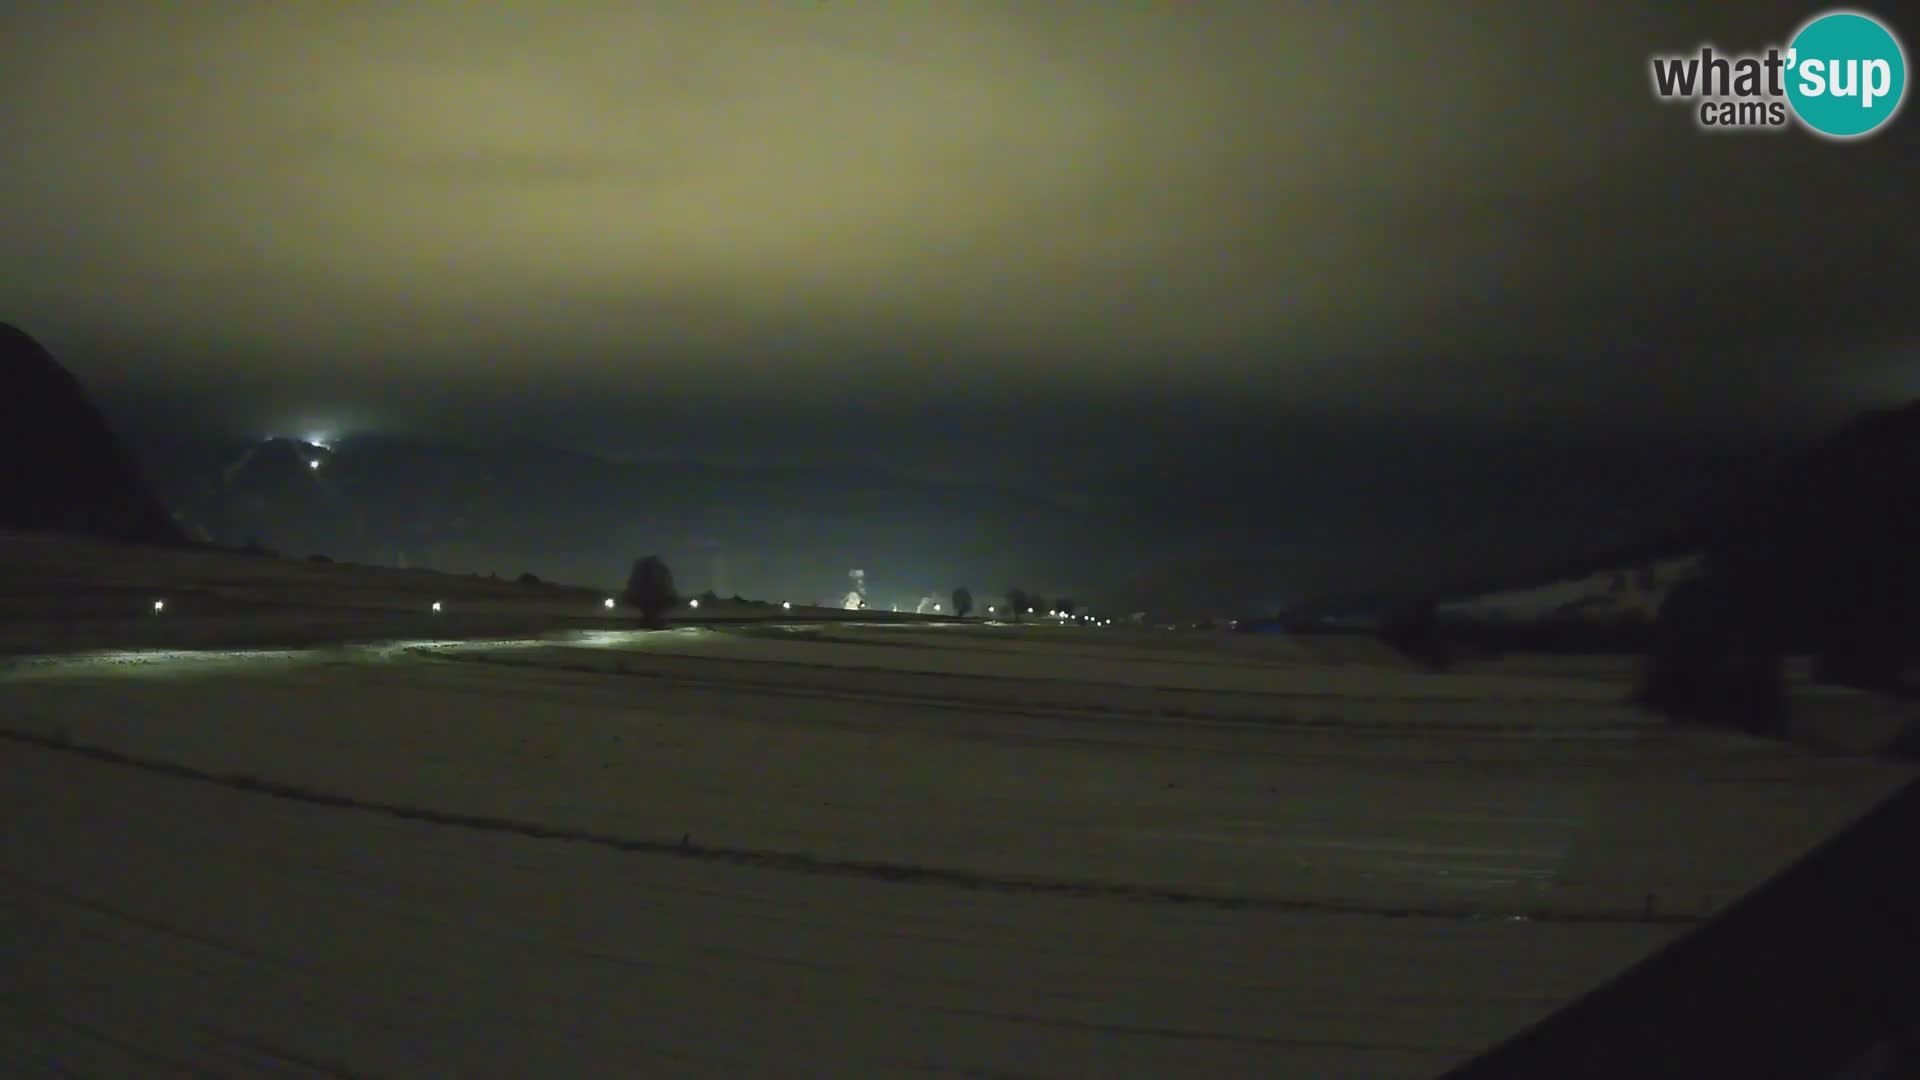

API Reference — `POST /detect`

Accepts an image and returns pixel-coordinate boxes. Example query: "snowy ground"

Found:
[2,554,1913,1075]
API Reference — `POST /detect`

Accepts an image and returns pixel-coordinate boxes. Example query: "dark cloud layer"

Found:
[3,2,1916,499]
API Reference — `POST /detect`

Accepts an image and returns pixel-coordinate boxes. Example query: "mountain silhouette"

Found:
[0,322,185,545]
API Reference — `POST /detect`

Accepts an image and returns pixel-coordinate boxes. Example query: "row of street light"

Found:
[144,595,1110,623]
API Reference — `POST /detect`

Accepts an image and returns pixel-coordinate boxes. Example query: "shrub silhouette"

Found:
[516,571,542,586]
[1378,596,1452,671]
[621,555,679,628]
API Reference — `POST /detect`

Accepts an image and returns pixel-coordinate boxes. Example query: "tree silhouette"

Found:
[622,555,679,628]
[1637,574,1786,735]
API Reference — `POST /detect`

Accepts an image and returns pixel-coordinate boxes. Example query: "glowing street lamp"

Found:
[688,598,700,609]
[430,601,443,613]
[151,599,166,614]
[782,601,792,610]
[308,460,321,470]
[603,597,616,609]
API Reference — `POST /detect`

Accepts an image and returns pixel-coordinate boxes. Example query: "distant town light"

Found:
[604,597,616,609]
[430,601,442,613]
[1027,607,1034,614]
[152,599,166,614]
[688,598,700,609]
[782,601,792,610]
[987,605,995,613]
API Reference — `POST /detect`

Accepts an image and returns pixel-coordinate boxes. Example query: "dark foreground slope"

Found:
[1444,775,1920,1079]
[0,323,184,545]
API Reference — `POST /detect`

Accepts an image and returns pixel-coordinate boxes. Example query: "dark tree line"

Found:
[1638,402,1920,734]
[1366,402,1920,739]
[1638,404,1920,733]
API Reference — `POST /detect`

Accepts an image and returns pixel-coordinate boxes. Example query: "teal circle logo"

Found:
[1785,10,1907,138]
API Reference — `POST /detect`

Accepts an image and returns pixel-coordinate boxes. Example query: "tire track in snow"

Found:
[0,724,1701,927]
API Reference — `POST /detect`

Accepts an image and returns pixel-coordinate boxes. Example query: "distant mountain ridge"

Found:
[1435,396,1920,625]
[119,419,1792,620]
[130,432,1129,609]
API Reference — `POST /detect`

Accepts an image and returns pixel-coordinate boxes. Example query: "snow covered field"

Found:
[2,598,1912,1075]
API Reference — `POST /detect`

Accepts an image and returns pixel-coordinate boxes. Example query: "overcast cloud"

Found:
[2,1,1915,465]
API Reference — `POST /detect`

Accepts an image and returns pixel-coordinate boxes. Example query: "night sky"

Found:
[3,3,1916,597]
